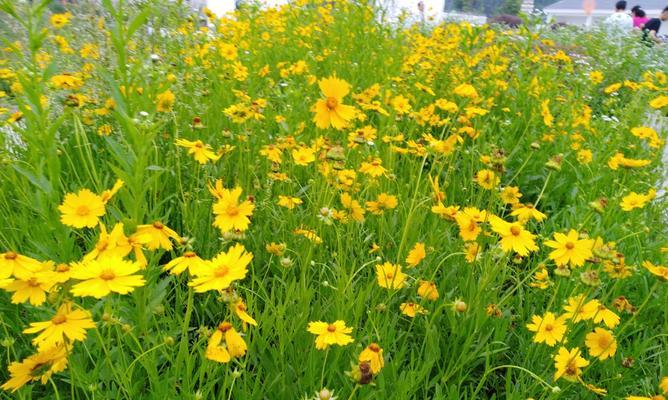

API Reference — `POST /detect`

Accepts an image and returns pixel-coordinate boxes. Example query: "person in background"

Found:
[631,6,650,28]
[643,6,668,43]
[605,1,634,31]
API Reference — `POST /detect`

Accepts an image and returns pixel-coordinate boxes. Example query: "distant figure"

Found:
[605,1,633,32]
[417,1,425,25]
[631,6,649,28]
[487,14,523,28]
[643,6,668,43]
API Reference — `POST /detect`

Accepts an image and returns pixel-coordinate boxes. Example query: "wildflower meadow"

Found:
[0,0,666,398]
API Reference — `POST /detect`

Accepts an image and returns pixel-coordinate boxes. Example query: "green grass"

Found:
[0,0,666,399]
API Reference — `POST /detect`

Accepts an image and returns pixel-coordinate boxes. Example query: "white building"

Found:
[544,0,665,25]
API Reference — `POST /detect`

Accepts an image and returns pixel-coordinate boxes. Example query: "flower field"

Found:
[0,0,667,398]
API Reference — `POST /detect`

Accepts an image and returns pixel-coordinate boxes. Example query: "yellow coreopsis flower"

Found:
[23,303,95,350]
[231,299,257,328]
[155,90,175,112]
[510,204,546,223]
[375,262,406,289]
[366,193,398,215]
[649,95,668,109]
[292,146,316,166]
[405,243,426,267]
[643,261,668,281]
[475,169,500,190]
[277,195,303,209]
[162,251,206,275]
[553,347,589,382]
[1,265,57,306]
[175,139,221,164]
[620,189,656,211]
[585,328,617,360]
[417,280,439,300]
[453,83,478,99]
[70,256,145,298]
[400,302,427,317]
[311,76,356,130]
[212,187,255,233]
[526,312,567,346]
[206,322,247,363]
[58,189,106,228]
[563,295,599,322]
[592,303,620,328]
[1,345,69,392]
[544,230,594,268]
[340,193,365,222]
[0,251,42,280]
[133,221,181,251]
[188,244,252,293]
[489,216,538,256]
[359,343,384,374]
[84,223,132,262]
[307,320,354,350]
[359,157,388,178]
[50,13,72,28]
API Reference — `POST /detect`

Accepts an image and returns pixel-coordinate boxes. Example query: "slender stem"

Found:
[320,348,329,388]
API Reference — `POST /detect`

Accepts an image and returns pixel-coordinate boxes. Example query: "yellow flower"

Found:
[188,244,252,293]
[405,242,426,267]
[563,295,599,322]
[133,221,181,251]
[589,71,604,84]
[58,189,106,228]
[660,376,668,394]
[620,189,656,211]
[311,76,356,130]
[155,89,175,112]
[541,99,553,127]
[231,299,257,328]
[475,169,499,190]
[277,195,303,209]
[526,312,567,346]
[592,303,620,328]
[162,251,206,275]
[212,187,255,233]
[84,223,132,262]
[175,139,221,164]
[489,216,538,256]
[292,146,316,166]
[553,347,589,382]
[510,204,546,223]
[375,262,406,289]
[70,256,145,298]
[643,261,668,281]
[100,179,124,204]
[359,157,388,178]
[544,230,594,267]
[50,12,72,28]
[400,302,427,317]
[1,265,57,306]
[1,345,69,392]
[649,95,668,109]
[359,343,384,374]
[23,303,95,351]
[340,193,365,222]
[500,186,522,205]
[465,242,481,263]
[391,95,411,115]
[577,149,593,164]
[417,280,439,300]
[307,320,354,350]
[0,251,42,280]
[585,328,617,360]
[453,83,478,99]
[206,322,247,363]
[366,193,398,215]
